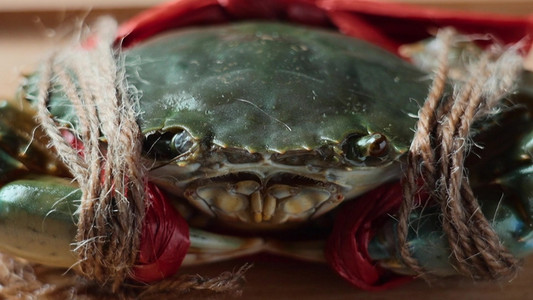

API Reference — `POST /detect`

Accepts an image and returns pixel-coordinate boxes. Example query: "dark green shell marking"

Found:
[123,22,429,153]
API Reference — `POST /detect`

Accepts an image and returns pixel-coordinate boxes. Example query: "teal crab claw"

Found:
[0,175,265,270]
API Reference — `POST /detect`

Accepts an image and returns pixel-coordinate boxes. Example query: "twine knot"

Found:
[398,28,524,280]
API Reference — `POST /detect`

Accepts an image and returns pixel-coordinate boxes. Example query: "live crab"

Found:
[1,21,533,284]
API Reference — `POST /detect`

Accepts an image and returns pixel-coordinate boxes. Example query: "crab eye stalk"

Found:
[341,133,390,165]
[144,129,195,160]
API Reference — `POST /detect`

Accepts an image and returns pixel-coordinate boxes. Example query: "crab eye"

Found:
[171,130,194,155]
[144,129,195,160]
[341,133,390,165]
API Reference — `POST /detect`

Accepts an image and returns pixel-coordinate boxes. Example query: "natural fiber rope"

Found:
[137,264,252,299]
[34,17,146,290]
[0,251,250,299]
[398,28,524,280]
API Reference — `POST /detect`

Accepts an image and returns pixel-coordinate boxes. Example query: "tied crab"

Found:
[1,21,533,284]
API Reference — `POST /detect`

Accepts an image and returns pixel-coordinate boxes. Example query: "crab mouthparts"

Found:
[183,173,344,225]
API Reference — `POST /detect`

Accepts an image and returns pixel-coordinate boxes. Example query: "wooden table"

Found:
[1,4,533,299]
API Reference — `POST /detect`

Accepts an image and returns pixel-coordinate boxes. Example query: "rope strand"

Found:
[34,17,146,289]
[398,28,523,280]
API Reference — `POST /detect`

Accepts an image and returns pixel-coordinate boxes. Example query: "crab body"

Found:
[1,21,533,281]
[128,22,430,226]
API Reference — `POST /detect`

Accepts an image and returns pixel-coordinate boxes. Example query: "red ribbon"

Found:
[60,130,190,283]
[132,182,190,283]
[326,182,412,290]
[118,0,533,54]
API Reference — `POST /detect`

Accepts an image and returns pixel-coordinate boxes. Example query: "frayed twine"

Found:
[398,28,524,281]
[34,16,145,290]
[0,252,136,300]
[137,264,253,299]
[0,252,251,299]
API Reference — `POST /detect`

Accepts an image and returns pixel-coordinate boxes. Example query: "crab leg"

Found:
[0,176,266,269]
[0,100,69,184]
[185,228,264,265]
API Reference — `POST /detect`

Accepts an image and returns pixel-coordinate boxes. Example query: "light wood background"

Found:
[1,2,533,299]
[0,0,532,13]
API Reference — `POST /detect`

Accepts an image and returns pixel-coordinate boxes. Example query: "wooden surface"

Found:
[181,257,533,300]
[1,5,533,300]
[0,0,532,14]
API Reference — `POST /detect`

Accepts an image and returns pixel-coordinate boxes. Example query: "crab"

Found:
[1,21,533,285]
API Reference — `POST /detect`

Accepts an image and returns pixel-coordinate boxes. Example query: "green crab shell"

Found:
[123,22,429,154]
[25,22,430,157]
